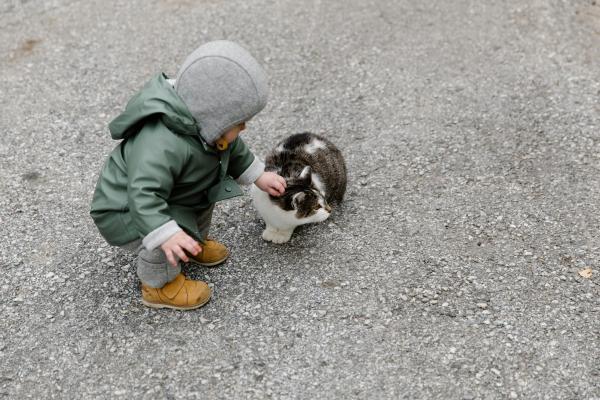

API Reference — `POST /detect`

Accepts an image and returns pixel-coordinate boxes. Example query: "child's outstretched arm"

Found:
[227,137,286,196]
[255,171,286,196]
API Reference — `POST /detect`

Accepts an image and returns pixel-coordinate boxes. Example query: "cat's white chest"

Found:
[250,184,330,243]
[250,184,297,230]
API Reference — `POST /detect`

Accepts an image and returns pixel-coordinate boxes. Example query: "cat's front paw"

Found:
[262,228,293,243]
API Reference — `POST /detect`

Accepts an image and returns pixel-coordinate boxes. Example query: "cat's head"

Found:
[270,166,331,221]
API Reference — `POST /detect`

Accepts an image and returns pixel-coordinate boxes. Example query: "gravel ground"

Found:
[1,0,599,399]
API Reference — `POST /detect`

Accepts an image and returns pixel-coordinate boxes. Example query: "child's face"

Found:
[222,122,246,144]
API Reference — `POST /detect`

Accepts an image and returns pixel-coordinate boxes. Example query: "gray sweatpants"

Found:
[120,205,214,288]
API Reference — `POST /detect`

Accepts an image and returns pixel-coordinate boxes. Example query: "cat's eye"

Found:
[315,204,322,209]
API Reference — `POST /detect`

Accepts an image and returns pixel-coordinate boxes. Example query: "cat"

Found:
[250,132,347,243]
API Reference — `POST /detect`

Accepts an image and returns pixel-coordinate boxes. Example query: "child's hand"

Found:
[255,171,286,196]
[160,231,202,267]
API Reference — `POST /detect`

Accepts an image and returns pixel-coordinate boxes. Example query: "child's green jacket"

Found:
[90,73,261,248]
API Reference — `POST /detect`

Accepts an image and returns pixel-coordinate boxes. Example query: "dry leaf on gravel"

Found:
[578,267,593,279]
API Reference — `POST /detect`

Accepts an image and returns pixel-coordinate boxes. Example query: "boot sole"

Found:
[141,294,211,311]
[188,251,229,267]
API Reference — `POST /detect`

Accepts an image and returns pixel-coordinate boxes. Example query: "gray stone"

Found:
[0,0,599,399]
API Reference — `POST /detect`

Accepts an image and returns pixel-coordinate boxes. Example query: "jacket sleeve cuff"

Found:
[142,220,182,251]
[235,157,265,185]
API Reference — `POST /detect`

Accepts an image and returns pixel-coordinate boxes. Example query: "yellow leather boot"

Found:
[187,239,229,267]
[141,274,211,310]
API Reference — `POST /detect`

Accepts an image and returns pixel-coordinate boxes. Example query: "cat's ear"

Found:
[299,166,312,183]
[292,192,306,209]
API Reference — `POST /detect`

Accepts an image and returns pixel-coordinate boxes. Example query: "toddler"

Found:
[90,41,286,310]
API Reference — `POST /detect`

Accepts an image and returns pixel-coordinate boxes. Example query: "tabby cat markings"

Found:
[251,132,347,243]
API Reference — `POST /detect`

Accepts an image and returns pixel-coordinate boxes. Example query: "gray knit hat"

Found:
[174,40,269,145]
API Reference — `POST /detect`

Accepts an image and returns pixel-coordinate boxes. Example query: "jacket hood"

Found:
[109,73,198,140]
[174,40,269,145]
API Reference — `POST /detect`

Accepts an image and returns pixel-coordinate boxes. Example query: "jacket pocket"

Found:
[205,177,243,203]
